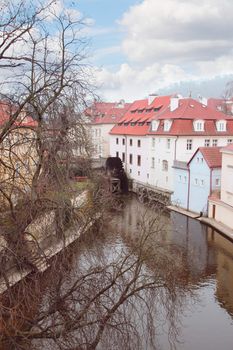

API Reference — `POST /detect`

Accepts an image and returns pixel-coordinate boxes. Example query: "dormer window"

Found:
[216,120,226,132]
[194,120,204,132]
[151,120,159,131]
[164,120,172,132]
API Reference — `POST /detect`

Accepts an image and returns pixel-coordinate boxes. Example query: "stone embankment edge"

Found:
[167,205,233,243]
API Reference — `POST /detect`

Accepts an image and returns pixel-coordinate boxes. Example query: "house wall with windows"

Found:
[110,134,150,183]
[85,101,131,159]
[110,95,233,197]
[209,144,233,229]
[172,163,189,208]
[172,148,221,214]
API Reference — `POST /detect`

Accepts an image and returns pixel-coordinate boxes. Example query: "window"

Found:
[129,154,133,164]
[122,152,125,163]
[137,139,141,147]
[194,120,204,131]
[130,139,133,146]
[200,179,204,186]
[95,129,98,137]
[151,157,155,168]
[116,151,119,157]
[186,139,192,150]
[116,138,119,145]
[129,169,132,173]
[99,129,101,136]
[178,175,182,182]
[138,171,140,176]
[137,155,141,166]
[204,139,210,147]
[183,176,187,183]
[216,120,226,132]
[167,138,171,149]
[122,138,125,145]
[147,173,149,179]
[212,139,218,147]
[164,120,172,131]
[151,120,159,131]
[162,160,168,171]
[228,139,233,144]
[194,178,198,186]
[216,178,220,187]
[152,138,155,148]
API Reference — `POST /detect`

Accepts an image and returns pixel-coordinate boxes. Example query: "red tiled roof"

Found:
[0,101,37,127]
[111,96,233,136]
[208,98,233,113]
[156,98,230,120]
[149,119,233,136]
[111,95,171,135]
[85,101,131,124]
[188,147,222,168]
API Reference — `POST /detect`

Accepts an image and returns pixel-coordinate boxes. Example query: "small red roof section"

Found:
[0,101,37,127]
[156,98,230,120]
[110,95,171,135]
[208,98,233,115]
[188,147,222,168]
[85,100,131,124]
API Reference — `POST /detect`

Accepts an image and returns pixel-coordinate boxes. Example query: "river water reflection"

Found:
[112,195,233,350]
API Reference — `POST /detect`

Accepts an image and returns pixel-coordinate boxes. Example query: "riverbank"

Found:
[167,205,233,242]
[0,190,98,294]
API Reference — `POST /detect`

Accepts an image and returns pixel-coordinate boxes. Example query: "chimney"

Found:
[198,95,207,106]
[148,93,158,105]
[170,96,179,111]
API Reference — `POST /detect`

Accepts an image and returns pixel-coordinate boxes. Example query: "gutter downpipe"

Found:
[210,168,213,196]
[187,165,191,210]
[125,134,127,173]
[174,136,178,161]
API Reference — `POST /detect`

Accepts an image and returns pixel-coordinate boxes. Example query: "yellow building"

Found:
[0,102,38,209]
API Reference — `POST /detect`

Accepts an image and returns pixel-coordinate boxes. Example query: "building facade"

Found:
[173,147,221,214]
[85,100,131,159]
[110,95,233,197]
[209,144,233,228]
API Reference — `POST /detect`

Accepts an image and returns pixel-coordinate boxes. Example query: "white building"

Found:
[85,100,131,159]
[209,144,233,229]
[110,95,233,197]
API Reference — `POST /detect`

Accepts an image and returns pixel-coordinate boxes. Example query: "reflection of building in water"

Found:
[115,195,171,244]
[170,212,217,279]
[207,227,233,316]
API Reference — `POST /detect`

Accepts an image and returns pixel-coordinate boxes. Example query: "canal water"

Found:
[5,194,233,350]
[109,195,233,350]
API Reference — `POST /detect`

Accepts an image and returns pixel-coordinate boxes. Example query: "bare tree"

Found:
[0,2,194,350]
[0,202,193,350]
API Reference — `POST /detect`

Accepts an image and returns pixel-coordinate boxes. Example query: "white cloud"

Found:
[95,0,233,101]
[119,0,233,64]
[95,63,191,101]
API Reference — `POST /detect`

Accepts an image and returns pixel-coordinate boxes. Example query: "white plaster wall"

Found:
[110,135,150,183]
[91,124,114,158]
[221,151,233,206]
[209,200,233,228]
[148,136,176,191]
[176,136,230,162]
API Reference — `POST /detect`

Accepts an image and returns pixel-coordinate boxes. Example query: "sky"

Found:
[63,0,233,101]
